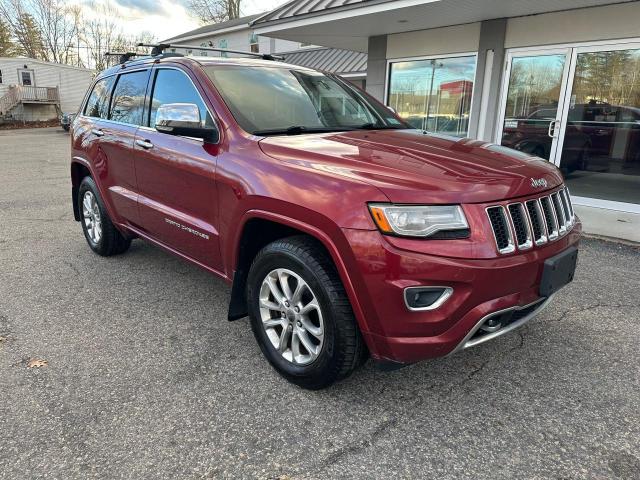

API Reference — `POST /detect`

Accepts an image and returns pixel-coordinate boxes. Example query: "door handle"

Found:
[91,128,104,137]
[547,120,559,138]
[135,139,154,149]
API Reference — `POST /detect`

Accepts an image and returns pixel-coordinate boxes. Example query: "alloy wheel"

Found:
[82,190,102,244]
[258,268,325,365]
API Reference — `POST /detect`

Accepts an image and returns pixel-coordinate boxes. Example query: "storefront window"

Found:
[387,56,476,137]
[560,48,640,205]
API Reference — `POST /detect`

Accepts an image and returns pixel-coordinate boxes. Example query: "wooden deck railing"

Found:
[0,85,60,114]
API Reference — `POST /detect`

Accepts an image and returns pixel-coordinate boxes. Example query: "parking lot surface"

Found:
[1,127,639,479]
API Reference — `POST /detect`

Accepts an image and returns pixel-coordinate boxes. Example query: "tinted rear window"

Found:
[84,77,115,119]
[109,70,149,126]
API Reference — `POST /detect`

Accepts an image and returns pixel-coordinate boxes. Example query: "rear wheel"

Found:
[78,176,131,256]
[247,236,366,389]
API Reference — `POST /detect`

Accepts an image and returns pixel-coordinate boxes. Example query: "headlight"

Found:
[368,204,469,238]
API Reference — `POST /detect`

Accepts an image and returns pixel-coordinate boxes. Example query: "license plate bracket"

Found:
[539,246,578,297]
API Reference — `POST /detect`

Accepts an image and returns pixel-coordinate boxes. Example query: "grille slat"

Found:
[540,196,559,240]
[559,191,572,226]
[488,188,574,254]
[552,193,567,233]
[525,199,547,245]
[486,206,514,254]
[508,203,532,249]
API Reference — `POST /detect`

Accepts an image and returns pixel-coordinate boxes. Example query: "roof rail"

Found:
[137,42,284,61]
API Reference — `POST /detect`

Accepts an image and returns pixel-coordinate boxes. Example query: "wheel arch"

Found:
[71,159,93,221]
[227,211,371,338]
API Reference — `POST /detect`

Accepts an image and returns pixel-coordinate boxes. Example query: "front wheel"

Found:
[247,236,366,389]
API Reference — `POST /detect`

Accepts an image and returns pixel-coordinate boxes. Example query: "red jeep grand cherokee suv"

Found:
[70,53,580,389]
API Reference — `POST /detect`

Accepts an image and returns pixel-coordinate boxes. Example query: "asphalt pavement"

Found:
[1,127,639,479]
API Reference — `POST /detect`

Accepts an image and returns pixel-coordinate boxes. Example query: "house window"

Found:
[200,42,209,56]
[20,70,34,86]
[249,33,259,53]
[387,55,476,137]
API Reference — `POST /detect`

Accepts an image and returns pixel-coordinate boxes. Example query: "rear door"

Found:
[134,66,221,270]
[76,75,135,222]
[99,68,151,226]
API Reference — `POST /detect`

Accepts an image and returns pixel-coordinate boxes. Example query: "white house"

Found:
[0,57,94,122]
[161,13,368,88]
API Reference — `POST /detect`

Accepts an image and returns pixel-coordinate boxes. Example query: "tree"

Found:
[187,0,241,24]
[13,13,46,59]
[0,18,21,56]
[0,0,80,63]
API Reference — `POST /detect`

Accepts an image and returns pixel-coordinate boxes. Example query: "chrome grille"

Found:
[487,187,575,255]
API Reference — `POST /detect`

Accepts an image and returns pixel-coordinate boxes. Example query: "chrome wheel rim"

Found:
[259,268,324,366]
[82,191,102,244]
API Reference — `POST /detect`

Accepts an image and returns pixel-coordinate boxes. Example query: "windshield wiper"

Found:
[253,126,350,136]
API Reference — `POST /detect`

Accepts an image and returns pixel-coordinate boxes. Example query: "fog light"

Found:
[404,287,453,311]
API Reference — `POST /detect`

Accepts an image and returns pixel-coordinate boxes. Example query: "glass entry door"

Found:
[497,50,571,161]
[557,44,640,206]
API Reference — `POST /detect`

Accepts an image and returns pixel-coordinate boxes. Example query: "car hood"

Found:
[258,129,563,204]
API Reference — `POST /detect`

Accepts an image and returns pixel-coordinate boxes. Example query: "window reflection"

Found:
[387,56,476,137]
[109,70,149,126]
[500,54,566,160]
[561,49,640,205]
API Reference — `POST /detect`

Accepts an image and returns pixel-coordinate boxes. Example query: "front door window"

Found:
[19,70,34,86]
[559,48,640,205]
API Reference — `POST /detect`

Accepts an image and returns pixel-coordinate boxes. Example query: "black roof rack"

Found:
[104,52,138,64]
[137,42,284,61]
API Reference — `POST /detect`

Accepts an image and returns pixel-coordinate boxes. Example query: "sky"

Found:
[78,0,288,41]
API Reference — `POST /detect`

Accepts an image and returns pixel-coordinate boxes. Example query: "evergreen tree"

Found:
[13,13,45,59]
[0,18,20,56]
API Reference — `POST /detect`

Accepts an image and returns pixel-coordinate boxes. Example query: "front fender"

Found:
[229,208,376,340]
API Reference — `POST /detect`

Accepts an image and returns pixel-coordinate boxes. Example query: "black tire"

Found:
[78,176,131,256]
[247,235,366,389]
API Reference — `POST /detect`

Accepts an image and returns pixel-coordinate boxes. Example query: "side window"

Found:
[84,76,115,119]
[109,70,149,125]
[149,69,215,129]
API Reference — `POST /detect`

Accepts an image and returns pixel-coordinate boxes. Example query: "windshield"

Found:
[204,66,408,135]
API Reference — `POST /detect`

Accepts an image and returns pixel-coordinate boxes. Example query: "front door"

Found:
[497,49,572,161]
[17,69,34,86]
[134,67,222,270]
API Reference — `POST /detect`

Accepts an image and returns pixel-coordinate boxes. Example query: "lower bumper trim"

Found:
[448,295,555,356]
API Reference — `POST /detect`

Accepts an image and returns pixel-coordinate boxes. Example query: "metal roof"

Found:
[163,13,264,42]
[254,0,371,24]
[282,47,367,75]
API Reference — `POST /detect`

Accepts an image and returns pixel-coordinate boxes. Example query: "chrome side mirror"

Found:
[155,103,218,143]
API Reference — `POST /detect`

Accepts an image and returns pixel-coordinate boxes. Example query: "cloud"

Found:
[111,0,168,15]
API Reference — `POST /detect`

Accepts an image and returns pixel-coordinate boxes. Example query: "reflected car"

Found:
[501,106,590,171]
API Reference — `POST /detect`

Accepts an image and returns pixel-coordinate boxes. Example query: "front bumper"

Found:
[342,220,581,364]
